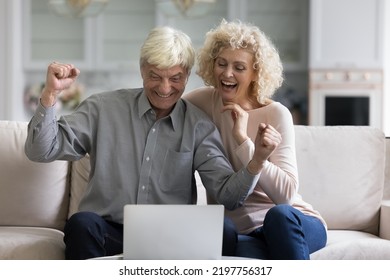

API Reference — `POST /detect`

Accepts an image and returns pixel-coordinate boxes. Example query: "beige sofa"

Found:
[0,120,390,259]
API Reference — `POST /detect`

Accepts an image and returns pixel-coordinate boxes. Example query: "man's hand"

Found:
[40,62,80,108]
[247,123,282,175]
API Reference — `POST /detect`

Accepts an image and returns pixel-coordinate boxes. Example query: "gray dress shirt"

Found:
[25,88,259,223]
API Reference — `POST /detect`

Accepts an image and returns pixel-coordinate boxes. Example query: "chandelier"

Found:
[48,0,109,18]
[156,0,216,18]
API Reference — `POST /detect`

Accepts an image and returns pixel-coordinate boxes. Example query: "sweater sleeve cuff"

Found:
[235,138,255,166]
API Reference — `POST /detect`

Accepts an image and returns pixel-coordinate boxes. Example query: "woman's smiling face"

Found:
[213,48,257,104]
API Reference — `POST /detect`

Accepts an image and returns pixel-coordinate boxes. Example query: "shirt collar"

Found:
[137,91,152,118]
[137,90,184,132]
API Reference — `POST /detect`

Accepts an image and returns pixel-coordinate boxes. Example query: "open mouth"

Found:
[221,80,237,90]
[156,92,173,98]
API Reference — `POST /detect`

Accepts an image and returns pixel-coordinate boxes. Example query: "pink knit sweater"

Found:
[184,87,326,234]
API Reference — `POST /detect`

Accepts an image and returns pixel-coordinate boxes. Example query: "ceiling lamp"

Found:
[156,0,216,18]
[48,0,109,18]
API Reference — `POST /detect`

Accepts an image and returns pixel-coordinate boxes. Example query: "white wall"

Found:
[0,0,6,120]
[0,0,24,121]
[384,0,390,136]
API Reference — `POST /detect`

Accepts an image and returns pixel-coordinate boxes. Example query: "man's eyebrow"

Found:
[149,70,159,76]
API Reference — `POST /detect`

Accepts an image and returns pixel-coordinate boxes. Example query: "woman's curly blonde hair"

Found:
[197,19,283,104]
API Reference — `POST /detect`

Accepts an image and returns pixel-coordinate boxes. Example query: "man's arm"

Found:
[25,62,85,162]
[193,119,260,210]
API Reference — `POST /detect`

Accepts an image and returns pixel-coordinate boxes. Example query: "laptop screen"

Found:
[123,204,224,260]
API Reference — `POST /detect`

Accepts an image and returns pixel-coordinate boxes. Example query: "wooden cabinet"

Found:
[239,0,308,71]
[308,0,387,132]
[158,0,308,71]
[309,0,385,69]
[95,0,155,70]
[24,0,308,72]
[23,0,90,69]
[23,0,155,71]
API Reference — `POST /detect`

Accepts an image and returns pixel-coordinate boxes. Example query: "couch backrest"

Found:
[295,125,385,235]
[0,121,70,231]
[384,138,390,200]
[68,155,90,218]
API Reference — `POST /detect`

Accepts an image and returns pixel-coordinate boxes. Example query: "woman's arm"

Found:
[233,104,299,204]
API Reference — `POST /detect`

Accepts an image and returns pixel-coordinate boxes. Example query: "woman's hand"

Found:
[248,123,282,174]
[255,123,282,162]
[221,102,249,145]
[41,62,80,108]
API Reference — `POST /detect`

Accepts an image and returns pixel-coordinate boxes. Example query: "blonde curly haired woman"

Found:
[184,20,327,259]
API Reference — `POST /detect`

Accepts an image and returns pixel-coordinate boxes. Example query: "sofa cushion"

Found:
[68,155,90,218]
[295,126,385,235]
[236,230,390,260]
[310,230,390,260]
[0,121,70,230]
[0,227,65,259]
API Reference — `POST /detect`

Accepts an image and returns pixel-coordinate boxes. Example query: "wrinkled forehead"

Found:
[142,63,189,77]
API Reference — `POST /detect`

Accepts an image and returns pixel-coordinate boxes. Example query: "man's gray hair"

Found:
[140,26,195,72]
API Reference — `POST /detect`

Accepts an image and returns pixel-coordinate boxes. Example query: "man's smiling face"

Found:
[141,63,189,119]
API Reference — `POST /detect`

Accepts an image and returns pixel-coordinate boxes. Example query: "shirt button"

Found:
[152,128,156,133]
[141,185,146,191]
[146,156,150,161]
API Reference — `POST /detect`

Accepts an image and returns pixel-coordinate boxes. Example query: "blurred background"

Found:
[0,0,389,136]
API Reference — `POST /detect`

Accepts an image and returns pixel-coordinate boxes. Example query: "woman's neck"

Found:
[217,88,272,111]
[236,95,265,111]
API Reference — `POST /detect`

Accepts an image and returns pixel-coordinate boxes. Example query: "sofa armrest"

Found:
[379,200,390,240]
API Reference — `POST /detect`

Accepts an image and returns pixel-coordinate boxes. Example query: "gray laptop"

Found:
[123,204,224,260]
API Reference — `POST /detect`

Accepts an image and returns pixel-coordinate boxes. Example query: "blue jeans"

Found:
[64,211,237,259]
[63,212,123,260]
[232,204,327,260]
